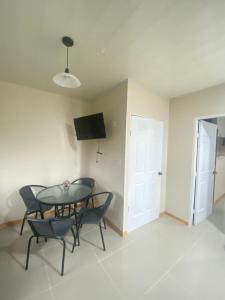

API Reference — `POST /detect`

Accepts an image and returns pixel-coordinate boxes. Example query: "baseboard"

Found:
[162,211,188,225]
[104,217,127,237]
[0,210,55,231]
[0,218,22,230]
[214,193,225,204]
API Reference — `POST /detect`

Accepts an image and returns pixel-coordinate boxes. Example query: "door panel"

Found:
[194,120,217,225]
[128,116,163,232]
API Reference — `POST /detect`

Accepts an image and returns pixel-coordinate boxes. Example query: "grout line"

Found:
[144,223,211,295]
[48,286,55,300]
[98,256,125,299]
[167,274,201,300]
[47,246,100,290]
[98,239,135,263]
[79,226,135,263]
[41,247,55,300]
[143,254,185,295]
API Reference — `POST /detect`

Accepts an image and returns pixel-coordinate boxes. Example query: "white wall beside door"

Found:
[127,115,163,232]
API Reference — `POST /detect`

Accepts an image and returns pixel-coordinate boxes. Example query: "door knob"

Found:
[158,172,163,176]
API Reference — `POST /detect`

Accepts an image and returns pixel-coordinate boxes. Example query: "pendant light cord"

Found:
[66,47,69,69]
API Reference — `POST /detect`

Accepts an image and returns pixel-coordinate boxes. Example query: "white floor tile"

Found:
[142,275,198,300]
[1,198,225,300]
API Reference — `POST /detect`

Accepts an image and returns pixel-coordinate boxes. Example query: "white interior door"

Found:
[127,115,163,232]
[194,120,217,225]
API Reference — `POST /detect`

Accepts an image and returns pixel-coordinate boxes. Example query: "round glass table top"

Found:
[36,183,92,205]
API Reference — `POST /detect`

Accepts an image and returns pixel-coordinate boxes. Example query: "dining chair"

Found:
[19,185,53,235]
[75,192,113,251]
[72,177,95,207]
[25,217,76,276]
[72,177,107,230]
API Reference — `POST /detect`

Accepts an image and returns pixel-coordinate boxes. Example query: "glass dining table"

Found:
[36,183,92,246]
[36,183,92,207]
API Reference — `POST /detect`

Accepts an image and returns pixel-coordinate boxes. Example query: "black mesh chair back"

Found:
[19,185,52,236]
[95,192,113,220]
[76,192,113,251]
[71,178,96,214]
[28,218,74,238]
[72,177,95,190]
[19,185,44,212]
[28,219,54,237]
[26,218,76,276]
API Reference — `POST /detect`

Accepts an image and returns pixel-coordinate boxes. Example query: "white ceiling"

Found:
[1,0,225,100]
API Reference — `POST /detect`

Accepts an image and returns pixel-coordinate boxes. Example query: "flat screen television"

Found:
[74,113,106,140]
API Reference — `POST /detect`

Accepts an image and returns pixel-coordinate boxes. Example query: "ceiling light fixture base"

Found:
[62,36,74,47]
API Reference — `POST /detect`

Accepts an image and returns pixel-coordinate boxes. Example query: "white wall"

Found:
[87,81,128,231]
[123,80,169,231]
[0,80,90,224]
[167,83,225,223]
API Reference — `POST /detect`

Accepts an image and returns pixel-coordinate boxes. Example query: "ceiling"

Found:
[1,0,225,100]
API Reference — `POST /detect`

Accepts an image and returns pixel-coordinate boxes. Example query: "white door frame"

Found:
[189,113,225,226]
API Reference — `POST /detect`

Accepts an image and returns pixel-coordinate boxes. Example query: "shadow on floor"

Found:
[208,199,225,235]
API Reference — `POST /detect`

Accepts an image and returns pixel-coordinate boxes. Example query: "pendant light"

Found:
[53,36,81,88]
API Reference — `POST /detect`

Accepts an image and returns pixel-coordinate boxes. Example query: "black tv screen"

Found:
[74,113,106,140]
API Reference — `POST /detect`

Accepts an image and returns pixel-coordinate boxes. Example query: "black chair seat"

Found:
[26,218,76,276]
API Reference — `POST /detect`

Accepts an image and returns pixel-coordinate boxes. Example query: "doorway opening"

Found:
[191,115,225,226]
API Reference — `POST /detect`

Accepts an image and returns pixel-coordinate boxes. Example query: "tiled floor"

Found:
[1,199,225,300]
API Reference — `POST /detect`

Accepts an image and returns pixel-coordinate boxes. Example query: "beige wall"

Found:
[217,117,225,137]
[123,80,169,230]
[167,83,225,223]
[214,117,225,200]
[215,156,225,200]
[87,81,128,231]
[0,80,90,224]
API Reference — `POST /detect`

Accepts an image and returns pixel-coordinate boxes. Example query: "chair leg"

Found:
[99,223,106,251]
[74,214,80,246]
[40,211,44,219]
[20,212,27,235]
[61,239,66,276]
[103,218,107,230]
[36,213,44,244]
[71,227,76,253]
[76,223,82,247]
[40,212,48,241]
[92,197,95,208]
[61,205,65,217]
[26,235,34,270]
